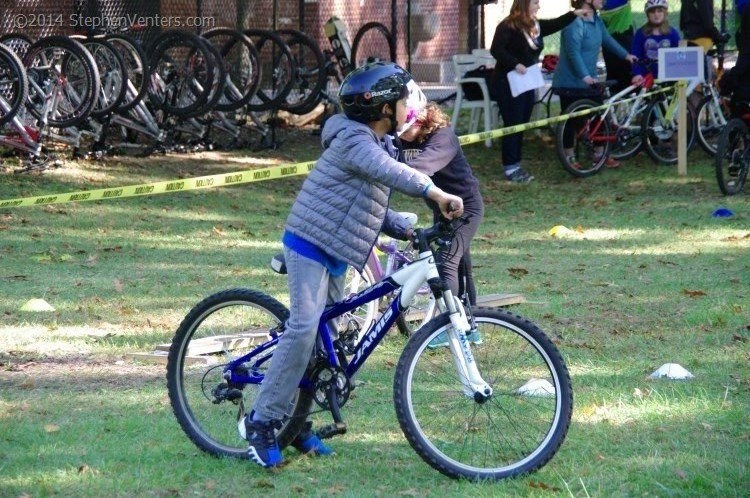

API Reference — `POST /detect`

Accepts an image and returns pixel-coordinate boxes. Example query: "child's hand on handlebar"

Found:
[427,188,464,219]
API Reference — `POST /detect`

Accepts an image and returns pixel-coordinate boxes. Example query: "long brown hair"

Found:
[410,103,450,144]
[501,0,539,37]
[643,8,672,36]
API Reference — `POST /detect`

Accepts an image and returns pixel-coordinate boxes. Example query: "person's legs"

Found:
[247,247,332,466]
[498,81,535,182]
[429,205,483,348]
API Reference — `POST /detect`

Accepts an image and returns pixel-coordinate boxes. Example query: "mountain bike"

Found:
[166,217,573,481]
[715,100,750,195]
[555,79,648,177]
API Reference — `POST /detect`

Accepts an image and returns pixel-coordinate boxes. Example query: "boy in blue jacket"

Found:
[243,62,464,468]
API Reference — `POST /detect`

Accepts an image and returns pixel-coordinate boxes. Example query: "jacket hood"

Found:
[321,113,377,148]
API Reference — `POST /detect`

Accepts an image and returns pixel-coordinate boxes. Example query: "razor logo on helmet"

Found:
[365,89,398,99]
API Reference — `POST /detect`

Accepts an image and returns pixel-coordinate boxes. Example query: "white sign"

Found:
[658,46,704,93]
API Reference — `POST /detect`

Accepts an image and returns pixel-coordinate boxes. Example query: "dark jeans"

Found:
[603,28,634,95]
[434,196,483,305]
[497,76,536,167]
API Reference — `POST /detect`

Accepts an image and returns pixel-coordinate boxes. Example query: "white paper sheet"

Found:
[507,64,545,97]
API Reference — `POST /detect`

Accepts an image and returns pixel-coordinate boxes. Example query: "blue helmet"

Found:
[339,62,412,123]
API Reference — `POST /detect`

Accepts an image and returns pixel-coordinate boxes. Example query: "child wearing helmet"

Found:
[400,102,485,347]
[631,0,681,83]
[243,61,464,469]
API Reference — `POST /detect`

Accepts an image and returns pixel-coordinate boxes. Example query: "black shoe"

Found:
[245,418,284,468]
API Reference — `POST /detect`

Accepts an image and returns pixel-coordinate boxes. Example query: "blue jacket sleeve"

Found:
[562,20,590,79]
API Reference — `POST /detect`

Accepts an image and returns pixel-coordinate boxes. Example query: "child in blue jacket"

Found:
[243,62,464,469]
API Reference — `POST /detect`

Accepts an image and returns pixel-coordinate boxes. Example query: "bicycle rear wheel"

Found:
[555,98,610,177]
[393,308,573,480]
[0,44,28,126]
[715,118,749,195]
[696,96,728,156]
[641,96,696,164]
[277,29,326,115]
[351,22,396,67]
[167,288,312,458]
[24,35,100,128]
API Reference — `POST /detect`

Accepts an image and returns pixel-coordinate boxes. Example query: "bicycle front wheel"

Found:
[393,308,573,480]
[696,96,728,156]
[715,118,749,195]
[167,288,312,458]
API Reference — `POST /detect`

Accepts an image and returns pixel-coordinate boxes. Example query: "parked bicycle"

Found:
[166,217,573,480]
[715,100,750,195]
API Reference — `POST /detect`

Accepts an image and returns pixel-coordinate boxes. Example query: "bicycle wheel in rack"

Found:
[715,118,749,195]
[0,33,33,60]
[24,35,100,128]
[243,29,295,112]
[147,30,216,118]
[167,288,313,459]
[641,94,696,164]
[0,43,28,127]
[201,28,261,112]
[72,36,127,118]
[105,33,149,113]
[277,29,326,116]
[696,95,729,156]
[555,98,610,177]
[393,307,573,481]
[351,22,396,68]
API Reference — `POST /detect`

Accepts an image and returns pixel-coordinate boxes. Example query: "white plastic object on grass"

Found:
[19,298,55,312]
[517,378,555,397]
[649,363,694,380]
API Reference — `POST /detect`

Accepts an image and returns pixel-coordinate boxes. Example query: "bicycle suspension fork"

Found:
[433,281,493,401]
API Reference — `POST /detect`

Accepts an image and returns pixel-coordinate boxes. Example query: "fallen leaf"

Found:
[507,267,529,279]
[212,226,226,236]
[674,468,688,479]
[384,359,396,368]
[114,279,124,293]
[682,289,706,297]
[44,424,60,433]
[701,422,712,430]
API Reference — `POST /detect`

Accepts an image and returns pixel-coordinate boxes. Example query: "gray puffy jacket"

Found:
[285,113,432,271]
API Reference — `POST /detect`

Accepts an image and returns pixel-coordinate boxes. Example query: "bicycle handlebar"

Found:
[411,216,470,253]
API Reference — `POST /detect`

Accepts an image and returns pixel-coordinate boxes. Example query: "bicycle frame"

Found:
[224,247,492,399]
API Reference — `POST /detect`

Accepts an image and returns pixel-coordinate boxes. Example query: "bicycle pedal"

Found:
[316,422,347,439]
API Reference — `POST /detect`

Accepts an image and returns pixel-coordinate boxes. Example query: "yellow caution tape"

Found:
[0,86,675,208]
[0,160,316,208]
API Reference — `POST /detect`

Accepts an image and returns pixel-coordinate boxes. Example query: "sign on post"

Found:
[657,46,704,176]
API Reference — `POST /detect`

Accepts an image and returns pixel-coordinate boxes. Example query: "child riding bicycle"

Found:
[243,61,464,468]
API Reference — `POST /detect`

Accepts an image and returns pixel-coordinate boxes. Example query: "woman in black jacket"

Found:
[490,0,591,184]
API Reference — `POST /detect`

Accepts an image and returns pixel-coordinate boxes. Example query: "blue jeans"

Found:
[252,246,345,421]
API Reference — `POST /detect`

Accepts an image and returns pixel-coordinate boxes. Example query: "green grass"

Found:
[1,122,749,496]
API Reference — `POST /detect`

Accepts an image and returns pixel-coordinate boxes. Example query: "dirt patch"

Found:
[0,352,166,391]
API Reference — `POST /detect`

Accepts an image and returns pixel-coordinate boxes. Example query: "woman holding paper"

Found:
[490,0,592,184]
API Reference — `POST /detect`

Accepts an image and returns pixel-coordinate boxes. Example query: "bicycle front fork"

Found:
[441,290,493,401]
